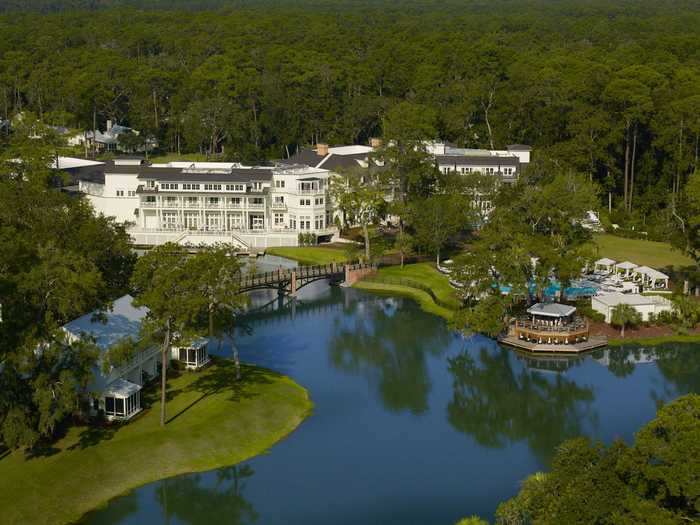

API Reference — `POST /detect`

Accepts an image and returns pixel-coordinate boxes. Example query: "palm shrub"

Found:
[611,303,642,338]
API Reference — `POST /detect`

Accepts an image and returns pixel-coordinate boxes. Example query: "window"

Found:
[186,197,199,207]
[128,190,136,197]
[251,182,263,191]
[315,216,324,229]
[485,167,495,174]
[161,183,179,190]
[289,214,296,229]
[226,184,245,191]
[164,196,178,207]
[275,180,286,188]
[315,197,324,205]
[162,211,178,229]
[228,197,242,207]
[274,196,285,204]
[116,189,124,197]
[300,198,311,206]
[299,216,311,230]
[274,213,284,225]
[146,180,155,188]
[145,196,156,203]
[182,183,201,190]
[204,184,222,191]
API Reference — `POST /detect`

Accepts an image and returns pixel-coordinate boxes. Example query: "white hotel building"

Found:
[79,158,336,249]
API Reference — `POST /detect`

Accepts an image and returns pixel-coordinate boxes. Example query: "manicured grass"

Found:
[0,360,312,525]
[266,246,349,266]
[354,262,460,320]
[593,234,694,269]
[375,263,460,307]
[607,334,700,346]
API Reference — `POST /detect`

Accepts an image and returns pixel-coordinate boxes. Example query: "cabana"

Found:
[632,266,670,290]
[615,261,638,278]
[594,258,616,274]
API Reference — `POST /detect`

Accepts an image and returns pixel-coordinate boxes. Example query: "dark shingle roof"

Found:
[281,149,325,168]
[136,168,273,183]
[436,155,520,167]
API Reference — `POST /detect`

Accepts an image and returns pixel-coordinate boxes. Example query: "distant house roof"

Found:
[62,294,148,352]
[526,302,577,318]
[507,144,532,151]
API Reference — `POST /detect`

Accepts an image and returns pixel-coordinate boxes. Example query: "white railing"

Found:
[248,202,265,209]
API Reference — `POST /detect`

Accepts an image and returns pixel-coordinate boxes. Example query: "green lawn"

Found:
[0,360,312,525]
[354,262,459,320]
[593,234,694,269]
[266,246,349,266]
[147,152,209,163]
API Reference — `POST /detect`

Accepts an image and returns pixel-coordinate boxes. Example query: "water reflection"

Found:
[156,465,257,524]
[328,298,449,414]
[447,346,595,462]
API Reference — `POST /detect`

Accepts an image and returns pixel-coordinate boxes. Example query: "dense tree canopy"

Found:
[496,394,700,524]
[0,0,699,236]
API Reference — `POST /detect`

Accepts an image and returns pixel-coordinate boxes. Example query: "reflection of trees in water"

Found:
[156,465,257,524]
[329,297,450,414]
[447,347,596,462]
[644,344,700,405]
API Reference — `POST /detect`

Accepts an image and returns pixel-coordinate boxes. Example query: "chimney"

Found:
[106,119,113,132]
[370,137,383,149]
[316,143,329,157]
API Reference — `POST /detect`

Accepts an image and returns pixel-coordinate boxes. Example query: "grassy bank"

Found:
[266,246,349,265]
[593,234,693,269]
[354,263,459,321]
[607,333,700,346]
[0,360,312,525]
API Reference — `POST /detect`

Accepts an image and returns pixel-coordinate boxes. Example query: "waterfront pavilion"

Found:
[514,302,590,345]
[594,258,616,274]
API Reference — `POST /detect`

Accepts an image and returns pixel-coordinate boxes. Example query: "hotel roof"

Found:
[527,302,577,318]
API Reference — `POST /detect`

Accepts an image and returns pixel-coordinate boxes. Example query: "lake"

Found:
[83,281,700,524]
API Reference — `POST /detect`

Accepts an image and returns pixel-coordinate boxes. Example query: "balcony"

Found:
[248,202,265,209]
[271,201,287,210]
[225,201,243,209]
[141,201,158,208]
[297,188,325,195]
[204,202,222,209]
[162,201,180,208]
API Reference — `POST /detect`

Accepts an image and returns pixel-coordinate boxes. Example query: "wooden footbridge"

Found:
[239,262,376,296]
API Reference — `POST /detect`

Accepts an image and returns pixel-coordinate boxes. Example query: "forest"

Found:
[1,0,700,235]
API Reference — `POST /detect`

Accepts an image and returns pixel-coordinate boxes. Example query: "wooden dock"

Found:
[498,335,608,354]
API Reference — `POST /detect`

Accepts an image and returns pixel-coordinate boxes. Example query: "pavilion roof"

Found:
[616,261,638,270]
[526,302,577,318]
[634,266,669,279]
[595,257,616,266]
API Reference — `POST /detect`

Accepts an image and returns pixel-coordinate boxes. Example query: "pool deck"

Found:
[498,335,608,354]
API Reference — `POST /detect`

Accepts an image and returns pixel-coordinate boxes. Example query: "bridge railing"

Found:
[238,262,375,289]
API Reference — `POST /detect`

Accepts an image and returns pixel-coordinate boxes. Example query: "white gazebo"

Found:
[615,261,638,278]
[594,258,616,274]
[102,378,142,421]
[171,337,210,370]
[633,266,670,290]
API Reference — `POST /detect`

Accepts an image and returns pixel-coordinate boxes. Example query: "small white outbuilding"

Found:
[615,261,638,278]
[632,266,670,290]
[592,292,673,323]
